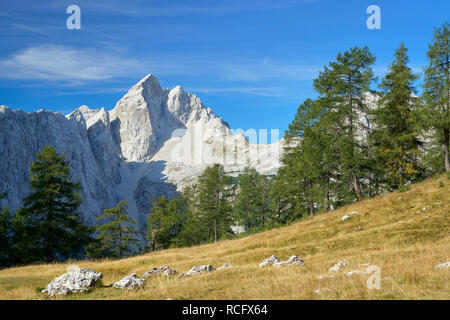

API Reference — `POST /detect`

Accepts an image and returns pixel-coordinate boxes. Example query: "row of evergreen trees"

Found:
[138,21,450,250]
[270,22,449,221]
[0,22,448,267]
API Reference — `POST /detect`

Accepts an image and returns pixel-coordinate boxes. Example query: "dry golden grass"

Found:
[0,175,449,300]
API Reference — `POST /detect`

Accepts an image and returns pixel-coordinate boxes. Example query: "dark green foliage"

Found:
[422,21,450,172]
[176,164,234,246]
[87,201,140,259]
[0,205,13,267]
[15,146,92,263]
[372,43,422,188]
[313,46,377,201]
[146,195,187,251]
[233,167,270,233]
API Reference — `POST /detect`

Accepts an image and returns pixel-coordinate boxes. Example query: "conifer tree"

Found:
[197,164,233,242]
[91,200,140,258]
[17,146,92,263]
[0,205,13,267]
[373,43,422,187]
[422,22,450,172]
[177,164,233,244]
[146,195,186,251]
[233,167,270,233]
[313,46,376,201]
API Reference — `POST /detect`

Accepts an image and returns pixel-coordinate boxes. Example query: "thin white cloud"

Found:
[10,23,51,36]
[189,86,287,97]
[217,57,321,82]
[40,0,320,17]
[0,44,141,82]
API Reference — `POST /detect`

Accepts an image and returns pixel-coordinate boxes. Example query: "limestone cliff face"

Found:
[0,106,120,225]
[0,74,282,229]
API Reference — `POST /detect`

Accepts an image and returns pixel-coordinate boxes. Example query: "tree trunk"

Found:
[309,200,315,217]
[444,128,450,172]
[350,172,363,201]
[308,180,314,217]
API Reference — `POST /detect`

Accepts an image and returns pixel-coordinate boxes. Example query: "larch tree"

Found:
[422,22,450,172]
[374,43,422,188]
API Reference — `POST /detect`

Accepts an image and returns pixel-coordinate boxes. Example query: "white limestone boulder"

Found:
[183,265,216,276]
[41,268,103,296]
[143,266,178,277]
[259,255,280,268]
[329,260,348,272]
[435,261,450,269]
[113,273,146,290]
[341,215,351,222]
[273,255,304,267]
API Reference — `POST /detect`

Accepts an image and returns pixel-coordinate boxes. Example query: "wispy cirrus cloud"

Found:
[189,86,287,97]
[37,0,320,17]
[10,23,52,36]
[0,44,141,82]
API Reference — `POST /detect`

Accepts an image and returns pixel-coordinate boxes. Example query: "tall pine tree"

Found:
[313,46,376,201]
[422,22,450,172]
[146,195,186,251]
[89,200,140,259]
[17,146,92,263]
[0,205,13,267]
[233,167,270,233]
[373,43,421,188]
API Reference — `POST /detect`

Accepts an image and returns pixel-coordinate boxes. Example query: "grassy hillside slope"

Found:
[0,175,449,300]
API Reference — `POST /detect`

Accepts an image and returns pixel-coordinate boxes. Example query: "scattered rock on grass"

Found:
[346,270,369,276]
[313,288,331,294]
[435,261,450,269]
[183,265,216,276]
[259,255,280,268]
[217,264,233,270]
[316,275,335,280]
[143,266,178,277]
[113,273,146,290]
[273,255,304,267]
[329,260,348,272]
[41,268,103,296]
[341,215,351,222]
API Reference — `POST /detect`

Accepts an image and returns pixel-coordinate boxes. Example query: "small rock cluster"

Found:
[435,261,450,269]
[313,288,331,294]
[259,255,280,268]
[273,256,304,267]
[259,255,304,268]
[341,215,351,222]
[217,264,233,270]
[143,266,178,277]
[329,260,348,272]
[113,273,146,290]
[346,269,369,276]
[182,265,216,276]
[41,268,103,296]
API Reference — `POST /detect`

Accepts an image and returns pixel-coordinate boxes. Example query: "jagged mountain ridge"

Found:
[0,74,282,228]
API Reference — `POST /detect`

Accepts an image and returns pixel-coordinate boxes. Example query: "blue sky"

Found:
[0,0,448,140]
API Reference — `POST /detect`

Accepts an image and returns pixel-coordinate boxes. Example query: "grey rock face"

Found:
[0,107,120,225]
[143,266,178,277]
[0,74,283,229]
[41,268,103,296]
[273,255,304,267]
[259,255,280,268]
[112,273,146,289]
